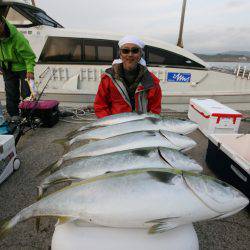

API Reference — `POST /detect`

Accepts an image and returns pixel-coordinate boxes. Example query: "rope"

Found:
[59,106,96,123]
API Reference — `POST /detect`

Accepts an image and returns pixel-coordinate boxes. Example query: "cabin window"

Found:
[40,37,82,62]
[5,7,32,26]
[146,46,205,68]
[84,45,96,61]
[83,40,116,63]
[98,46,113,61]
[39,37,117,64]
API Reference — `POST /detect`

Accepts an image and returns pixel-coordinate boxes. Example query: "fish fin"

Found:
[105,171,114,174]
[145,131,157,136]
[133,149,152,157]
[146,217,180,234]
[148,170,181,184]
[36,215,73,232]
[36,159,64,177]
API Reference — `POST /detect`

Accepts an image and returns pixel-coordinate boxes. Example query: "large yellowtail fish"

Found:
[66,118,198,146]
[38,148,203,198]
[0,168,248,239]
[67,112,161,137]
[47,130,197,173]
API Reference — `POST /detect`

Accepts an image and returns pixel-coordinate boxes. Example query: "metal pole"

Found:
[31,0,36,6]
[177,0,187,48]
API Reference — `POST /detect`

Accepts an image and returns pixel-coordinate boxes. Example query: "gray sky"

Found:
[35,0,250,54]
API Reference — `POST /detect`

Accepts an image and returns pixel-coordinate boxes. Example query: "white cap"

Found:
[112,58,146,66]
[118,35,145,49]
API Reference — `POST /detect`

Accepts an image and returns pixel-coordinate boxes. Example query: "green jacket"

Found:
[0,18,36,73]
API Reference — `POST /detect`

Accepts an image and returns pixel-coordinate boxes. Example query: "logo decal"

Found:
[167,72,191,83]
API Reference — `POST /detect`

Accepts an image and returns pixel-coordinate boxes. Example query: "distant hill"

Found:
[195,51,250,62]
[221,51,250,56]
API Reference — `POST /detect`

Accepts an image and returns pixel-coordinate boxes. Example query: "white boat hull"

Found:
[1,88,249,112]
[1,64,249,112]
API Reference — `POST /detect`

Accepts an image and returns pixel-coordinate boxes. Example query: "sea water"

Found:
[208,62,250,70]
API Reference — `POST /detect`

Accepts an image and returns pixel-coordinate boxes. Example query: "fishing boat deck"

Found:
[0,111,249,250]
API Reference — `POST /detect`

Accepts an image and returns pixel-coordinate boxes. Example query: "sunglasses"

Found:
[120,47,140,54]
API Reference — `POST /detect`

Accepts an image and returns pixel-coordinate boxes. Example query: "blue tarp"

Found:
[0,122,10,135]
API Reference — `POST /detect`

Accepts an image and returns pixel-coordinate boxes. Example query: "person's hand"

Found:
[26,72,34,80]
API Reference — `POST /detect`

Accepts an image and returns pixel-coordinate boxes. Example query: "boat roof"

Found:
[0,1,63,28]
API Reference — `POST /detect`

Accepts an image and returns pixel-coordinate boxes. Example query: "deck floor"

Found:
[0,112,249,250]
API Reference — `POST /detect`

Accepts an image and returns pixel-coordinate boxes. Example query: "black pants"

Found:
[3,70,31,116]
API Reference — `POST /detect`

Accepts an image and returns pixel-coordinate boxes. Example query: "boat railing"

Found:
[234,65,250,79]
[37,67,58,92]
[210,65,250,79]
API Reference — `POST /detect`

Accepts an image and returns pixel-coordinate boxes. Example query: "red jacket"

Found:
[94,65,162,118]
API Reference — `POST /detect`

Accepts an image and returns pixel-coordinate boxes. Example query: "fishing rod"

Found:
[23,67,57,124]
[12,67,58,145]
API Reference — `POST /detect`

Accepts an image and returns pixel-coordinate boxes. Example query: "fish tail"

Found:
[50,158,64,173]
[53,137,67,145]
[0,217,11,239]
[36,158,64,177]
[46,177,82,189]
[0,214,21,239]
[35,187,42,233]
[53,138,70,151]
[35,186,45,233]
[65,129,78,139]
[66,125,89,139]
[37,185,45,201]
[35,218,41,232]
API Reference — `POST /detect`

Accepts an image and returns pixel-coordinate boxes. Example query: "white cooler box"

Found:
[188,99,242,136]
[206,134,249,201]
[52,221,199,250]
[0,135,20,184]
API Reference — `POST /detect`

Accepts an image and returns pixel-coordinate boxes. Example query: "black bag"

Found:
[19,100,60,127]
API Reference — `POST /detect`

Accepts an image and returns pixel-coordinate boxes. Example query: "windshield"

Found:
[0,3,63,28]
[21,7,62,28]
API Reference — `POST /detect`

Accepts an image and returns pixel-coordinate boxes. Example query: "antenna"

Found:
[22,0,36,6]
[177,0,187,48]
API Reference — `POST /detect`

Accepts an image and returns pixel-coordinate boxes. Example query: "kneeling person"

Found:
[94,35,162,118]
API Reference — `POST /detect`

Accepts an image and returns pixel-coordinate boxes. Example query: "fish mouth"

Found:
[210,203,249,220]
[180,145,195,152]
[159,130,196,151]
